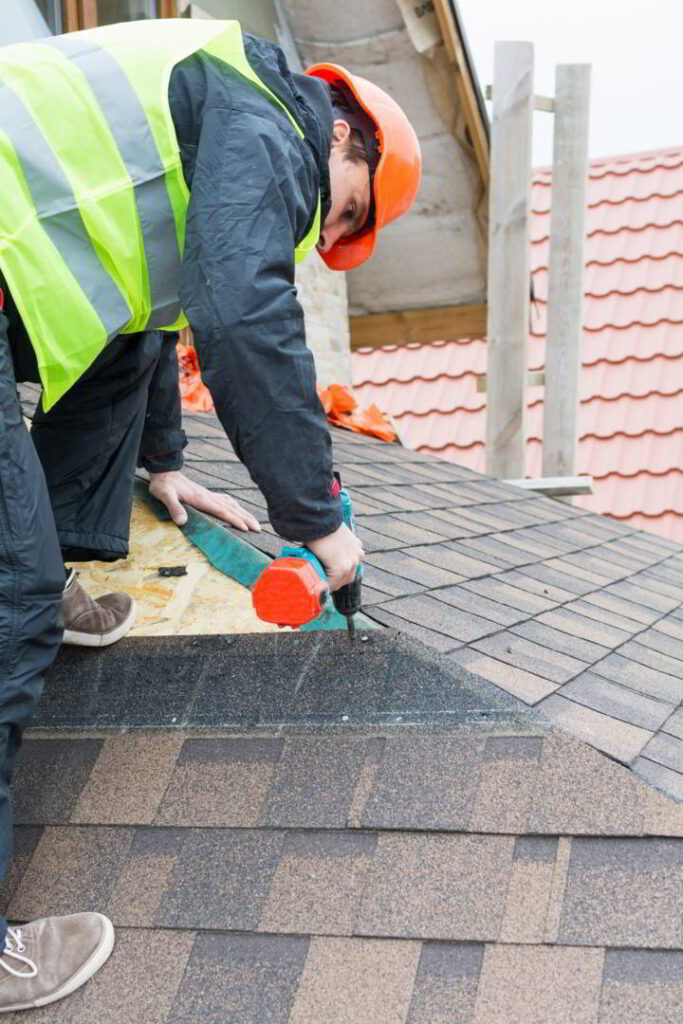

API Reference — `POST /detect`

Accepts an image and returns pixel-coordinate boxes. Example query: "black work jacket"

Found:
[154,35,341,542]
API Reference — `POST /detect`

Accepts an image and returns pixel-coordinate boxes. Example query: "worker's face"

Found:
[318,121,371,254]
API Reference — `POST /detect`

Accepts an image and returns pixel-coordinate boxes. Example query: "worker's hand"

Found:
[148,470,261,532]
[307,522,364,591]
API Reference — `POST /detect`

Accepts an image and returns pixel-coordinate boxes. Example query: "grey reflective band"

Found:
[147,301,185,331]
[0,78,132,339]
[46,35,183,327]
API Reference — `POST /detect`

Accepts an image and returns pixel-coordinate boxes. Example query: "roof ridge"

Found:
[584,283,683,300]
[588,190,683,209]
[418,439,484,454]
[532,316,683,336]
[583,351,683,368]
[531,386,683,407]
[531,190,683,216]
[529,350,683,371]
[355,367,485,389]
[590,465,683,482]
[533,250,683,272]
[579,426,683,442]
[386,399,485,421]
[533,146,683,180]
[611,508,683,521]
[531,277,683,301]
[532,284,683,302]
[353,338,473,358]
[572,349,683,369]
[532,218,683,243]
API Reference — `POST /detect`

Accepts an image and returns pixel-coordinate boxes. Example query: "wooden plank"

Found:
[432,0,489,183]
[542,64,591,479]
[349,303,487,350]
[533,95,556,113]
[486,85,555,112]
[477,370,545,393]
[504,476,593,497]
[485,42,534,479]
[78,0,97,28]
[62,0,80,31]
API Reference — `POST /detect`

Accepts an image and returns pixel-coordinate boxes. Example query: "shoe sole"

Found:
[0,914,115,1013]
[62,599,137,648]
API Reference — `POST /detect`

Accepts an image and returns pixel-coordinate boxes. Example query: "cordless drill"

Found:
[252,473,363,637]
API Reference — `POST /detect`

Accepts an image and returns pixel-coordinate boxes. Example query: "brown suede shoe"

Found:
[62,571,136,647]
[0,913,114,1012]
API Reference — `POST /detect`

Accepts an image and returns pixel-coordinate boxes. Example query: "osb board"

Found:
[68,497,280,638]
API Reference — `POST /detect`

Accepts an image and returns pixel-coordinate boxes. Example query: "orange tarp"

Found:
[177,342,214,413]
[177,340,395,443]
[317,384,396,443]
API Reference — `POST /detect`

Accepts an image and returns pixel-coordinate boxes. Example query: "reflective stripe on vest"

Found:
[0,19,321,409]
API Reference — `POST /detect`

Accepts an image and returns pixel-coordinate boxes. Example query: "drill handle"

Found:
[281,545,327,582]
[338,486,363,581]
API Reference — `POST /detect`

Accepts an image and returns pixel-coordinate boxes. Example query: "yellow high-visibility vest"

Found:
[0,19,321,409]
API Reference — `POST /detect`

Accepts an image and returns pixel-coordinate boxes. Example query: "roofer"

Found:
[0,16,420,1013]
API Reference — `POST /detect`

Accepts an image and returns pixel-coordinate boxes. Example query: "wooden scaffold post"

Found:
[542,63,592,480]
[485,41,535,479]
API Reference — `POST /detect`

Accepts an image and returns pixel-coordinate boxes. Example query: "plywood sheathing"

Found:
[68,496,279,637]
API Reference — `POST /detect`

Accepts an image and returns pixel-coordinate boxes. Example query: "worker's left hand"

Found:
[148,470,262,532]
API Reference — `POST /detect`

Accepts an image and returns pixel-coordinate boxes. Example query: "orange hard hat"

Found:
[306,63,422,270]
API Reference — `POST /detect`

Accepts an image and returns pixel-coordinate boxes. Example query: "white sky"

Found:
[457,0,683,166]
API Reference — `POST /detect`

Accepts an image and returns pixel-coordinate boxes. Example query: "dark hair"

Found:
[329,85,372,168]
[343,128,370,167]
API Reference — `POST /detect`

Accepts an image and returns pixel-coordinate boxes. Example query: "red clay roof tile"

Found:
[352,146,683,541]
[532,225,683,271]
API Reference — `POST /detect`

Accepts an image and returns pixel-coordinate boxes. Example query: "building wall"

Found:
[295,253,351,386]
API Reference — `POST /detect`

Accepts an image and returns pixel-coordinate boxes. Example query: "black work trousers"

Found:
[0,314,64,950]
[0,298,165,948]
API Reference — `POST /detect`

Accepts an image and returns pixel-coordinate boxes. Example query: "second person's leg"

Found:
[31,331,166,562]
[31,332,167,646]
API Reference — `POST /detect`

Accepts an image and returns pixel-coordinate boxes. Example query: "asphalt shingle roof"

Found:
[5,724,681,1023]
[8,396,683,1022]
[166,412,683,800]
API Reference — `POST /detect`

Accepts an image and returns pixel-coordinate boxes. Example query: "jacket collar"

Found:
[292,73,333,226]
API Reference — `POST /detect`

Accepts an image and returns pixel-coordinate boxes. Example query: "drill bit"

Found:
[346,614,356,640]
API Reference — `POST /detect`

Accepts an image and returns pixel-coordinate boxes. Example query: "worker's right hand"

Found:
[307,522,364,591]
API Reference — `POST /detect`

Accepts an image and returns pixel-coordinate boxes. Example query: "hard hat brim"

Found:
[318,221,377,271]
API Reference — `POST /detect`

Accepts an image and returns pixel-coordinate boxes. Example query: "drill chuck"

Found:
[331,575,362,618]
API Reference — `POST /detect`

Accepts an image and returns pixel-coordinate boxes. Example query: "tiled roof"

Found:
[352,146,683,541]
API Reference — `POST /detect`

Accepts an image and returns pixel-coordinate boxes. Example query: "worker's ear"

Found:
[331,119,351,149]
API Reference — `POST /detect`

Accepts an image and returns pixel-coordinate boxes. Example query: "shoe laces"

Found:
[0,928,38,978]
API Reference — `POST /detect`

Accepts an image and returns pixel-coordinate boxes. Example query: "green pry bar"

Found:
[135,479,379,633]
